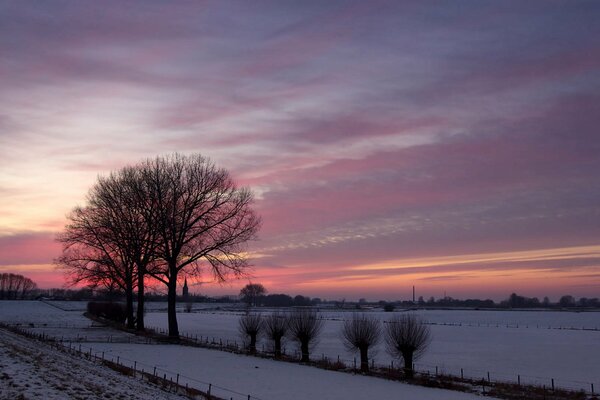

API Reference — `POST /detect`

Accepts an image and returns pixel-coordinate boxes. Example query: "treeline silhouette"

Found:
[0,273,37,300]
[26,287,600,310]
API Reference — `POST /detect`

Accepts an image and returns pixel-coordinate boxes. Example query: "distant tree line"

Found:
[0,273,37,300]
[389,293,600,309]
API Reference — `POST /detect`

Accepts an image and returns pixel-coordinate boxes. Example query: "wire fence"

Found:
[145,324,599,397]
[0,322,265,400]
[2,321,598,398]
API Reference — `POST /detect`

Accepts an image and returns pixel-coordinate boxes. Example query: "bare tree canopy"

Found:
[56,153,261,339]
[385,314,431,378]
[240,283,266,306]
[55,168,154,329]
[238,313,263,353]
[0,273,37,300]
[341,313,381,372]
[263,312,289,358]
[138,153,261,338]
[56,204,138,328]
[287,309,323,362]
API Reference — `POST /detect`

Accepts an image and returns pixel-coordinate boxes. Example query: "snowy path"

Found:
[0,328,188,400]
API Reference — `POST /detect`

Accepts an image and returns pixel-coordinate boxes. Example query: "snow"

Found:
[0,301,485,400]
[2,301,598,398]
[90,343,483,400]
[0,328,188,400]
[143,307,600,390]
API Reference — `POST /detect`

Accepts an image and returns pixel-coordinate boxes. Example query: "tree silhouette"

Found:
[287,309,323,362]
[240,283,266,306]
[140,154,260,338]
[341,313,381,372]
[263,312,288,357]
[239,313,263,353]
[58,153,260,338]
[385,314,431,378]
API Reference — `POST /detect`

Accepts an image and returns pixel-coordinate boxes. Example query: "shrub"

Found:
[87,301,127,323]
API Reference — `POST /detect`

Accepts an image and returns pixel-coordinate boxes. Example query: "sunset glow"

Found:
[1,1,599,301]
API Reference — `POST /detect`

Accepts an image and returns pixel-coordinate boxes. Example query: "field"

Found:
[1,300,599,399]
[143,305,600,391]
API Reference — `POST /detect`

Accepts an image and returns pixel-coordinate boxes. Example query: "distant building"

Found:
[182,278,189,297]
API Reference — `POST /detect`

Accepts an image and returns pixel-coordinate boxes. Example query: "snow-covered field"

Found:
[0,301,486,400]
[143,306,600,391]
[2,301,599,397]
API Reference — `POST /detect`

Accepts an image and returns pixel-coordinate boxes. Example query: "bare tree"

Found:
[0,273,37,300]
[57,205,138,328]
[88,166,159,331]
[385,314,431,378]
[138,154,261,339]
[240,283,266,307]
[57,153,260,338]
[263,312,288,358]
[239,313,263,353]
[341,313,381,372]
[287,309,323,362]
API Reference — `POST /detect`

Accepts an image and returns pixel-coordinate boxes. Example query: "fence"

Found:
[145,324,598,397]
[0,322,264,400]
[3,321,598,398]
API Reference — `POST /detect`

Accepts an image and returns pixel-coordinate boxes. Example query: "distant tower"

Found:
[182,278,189,297]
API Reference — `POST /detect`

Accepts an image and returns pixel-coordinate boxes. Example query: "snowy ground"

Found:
[2,301,598,397]
[0,301,486,400]
[143,307,600,391]
[91,342,484,400]
[0,328,188,400]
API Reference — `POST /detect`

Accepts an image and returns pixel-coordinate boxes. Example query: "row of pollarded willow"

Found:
[240,309,323,362]
[56,153,261,338]
[239,311,431,377]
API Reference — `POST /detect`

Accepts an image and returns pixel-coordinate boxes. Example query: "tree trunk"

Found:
[167,267,179,339]
[125,280,135,329]
[402,351,414,379]
[360,346,369,372]
[136,266,145,331]
[249,334,257,353]
[300,340,309,362]
[274,337,281,358]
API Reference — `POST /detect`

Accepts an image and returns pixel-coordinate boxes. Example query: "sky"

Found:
[1,1,600,301]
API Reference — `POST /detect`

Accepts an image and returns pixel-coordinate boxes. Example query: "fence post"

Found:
[460,368,463,379]
[353,357,356,369]
[435,366,438,375]
[176,373,179,385]
[517,375,520,385]
[208,383,212,395]
[154,366,156,376]
[487,371,490,382]
[591,383,594,395]
[551,378,554,391]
